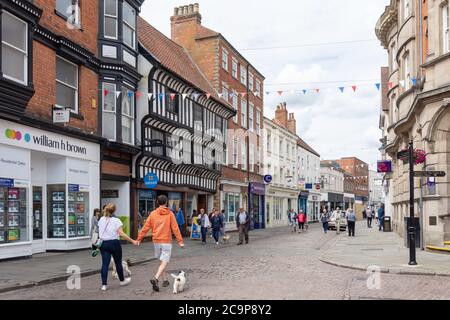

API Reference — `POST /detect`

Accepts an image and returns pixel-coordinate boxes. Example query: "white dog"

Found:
[222,233,231,244]
[171,271,186,294]
[112,259,132,279]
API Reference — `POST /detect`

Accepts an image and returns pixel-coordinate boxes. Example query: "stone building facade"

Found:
[376,0,450,246]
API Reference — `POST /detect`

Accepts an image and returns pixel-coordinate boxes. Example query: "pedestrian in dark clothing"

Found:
[378,205,385,231]
[236,208,250,245]
[320,208,330,234]
[346,209,356,237]
[210,210,223,246]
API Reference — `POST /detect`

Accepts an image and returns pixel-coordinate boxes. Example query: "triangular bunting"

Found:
[206,93,211,99]
[388,82,394,89]
[159,93,165,101]
[116,91,121,99]
[135,91,142,99]
[266,91,271,95]
[315,89,320,93]
[229,92,235,99]
[339,87,345,93]
[147,93,153,100]
[104,90,109,97]
[127,91,133,99]
[375,83,381,90]
[411,78,417,86]
[399,80,405,87]
[170,93,176,101]
[302,89,307,94]
[182,93,188,100]
[351,85,357,92]
[241,92,247,98]
[218,93,223,99]
[277,91,283,96]
[193,93,200,100]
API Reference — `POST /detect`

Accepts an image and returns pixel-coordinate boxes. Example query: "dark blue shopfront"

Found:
[298,191,309,214]
[248,182,266,230]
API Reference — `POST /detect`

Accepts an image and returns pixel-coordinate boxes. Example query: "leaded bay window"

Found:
[102,83,117,140]
[123,1,136,49]
[122,88,134,144]
[104,0,118,39]
[56,56,78,112]
[1,11,28,85]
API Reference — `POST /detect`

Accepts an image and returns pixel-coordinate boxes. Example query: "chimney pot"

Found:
[189,4,194,13]
[174,7,179,15]
[194,3,199,12]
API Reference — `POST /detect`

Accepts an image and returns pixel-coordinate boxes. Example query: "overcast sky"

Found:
[141,0,390,170]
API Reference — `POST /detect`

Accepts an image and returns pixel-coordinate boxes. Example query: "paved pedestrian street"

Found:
[1,223,450,300]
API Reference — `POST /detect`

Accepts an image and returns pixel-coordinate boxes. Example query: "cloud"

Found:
[141,0,391,169]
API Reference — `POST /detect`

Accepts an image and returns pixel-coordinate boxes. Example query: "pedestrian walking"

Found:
[137,195,184,292]
[219,210,226,238]
[90,208,102,256]
[346,209,356,237]
[236,208,250,245]
[175,207,185,236]
[320,208,330,234]
[98,203,139,291]
[335,207,342,234]
[297,210,306,233]
[289,210,298,232]
[366,207,373,228]
[377,204,385,231]
[198,208,210,244]
[210,210,223,245]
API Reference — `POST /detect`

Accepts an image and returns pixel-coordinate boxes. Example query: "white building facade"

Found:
[263,117,299,227]
[297,139,321,222]
[320,161,345,212]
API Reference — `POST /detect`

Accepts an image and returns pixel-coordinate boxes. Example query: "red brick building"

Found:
[170,3,266,229]
[0,0,143,259]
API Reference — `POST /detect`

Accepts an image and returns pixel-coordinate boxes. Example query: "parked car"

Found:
[328,211,347,231]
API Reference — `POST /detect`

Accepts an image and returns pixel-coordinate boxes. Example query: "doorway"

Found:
[198,194,208,213]
[32,185,46,254]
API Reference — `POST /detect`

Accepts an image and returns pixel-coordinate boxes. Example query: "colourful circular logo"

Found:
[5,129,30,142]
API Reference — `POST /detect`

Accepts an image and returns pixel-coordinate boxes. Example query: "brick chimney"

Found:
[274,102,288,127]
[287,112,296,134]
[171,3,201,51]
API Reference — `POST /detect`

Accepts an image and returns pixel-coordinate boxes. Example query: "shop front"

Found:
[344,193,355,210]
[307,192,321,222]
[298,190,309,215]
[219,181,246,232]
[265,186,297,228]
[248,182,265,230]
[321,192,344,212]
[0,119,100,259]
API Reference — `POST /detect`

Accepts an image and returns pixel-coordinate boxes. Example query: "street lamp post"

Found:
[408,141,418,265]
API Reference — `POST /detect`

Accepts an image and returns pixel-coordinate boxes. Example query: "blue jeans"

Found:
[322,222,329,233]
[212,228,221,243]
[100,240,124,285]
[201,227,208,243]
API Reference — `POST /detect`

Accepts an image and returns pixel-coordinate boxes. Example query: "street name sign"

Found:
[413,171,446,177]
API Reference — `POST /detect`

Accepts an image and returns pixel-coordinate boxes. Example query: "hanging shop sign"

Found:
[53,109,70,123]
[144,172,158,189]
[377,160,392,173]
[263,175,273,184]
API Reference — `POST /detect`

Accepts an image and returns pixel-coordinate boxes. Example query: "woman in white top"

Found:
[98,203,138,291]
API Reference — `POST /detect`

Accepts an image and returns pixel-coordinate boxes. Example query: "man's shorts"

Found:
[154,243,172,262]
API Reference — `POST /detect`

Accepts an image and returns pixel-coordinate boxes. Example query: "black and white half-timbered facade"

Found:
[132,18,235,236]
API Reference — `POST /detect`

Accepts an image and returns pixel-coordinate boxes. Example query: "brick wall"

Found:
[27,41,99,135]
[336,158,369,197]
[34,0,98,54]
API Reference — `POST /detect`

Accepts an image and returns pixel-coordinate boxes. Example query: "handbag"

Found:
[95,218,111,249]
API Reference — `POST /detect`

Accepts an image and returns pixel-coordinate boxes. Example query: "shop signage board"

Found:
[377,160,392,173]
[190,216,201,240]
[144,172,158,189]
[0,178,14,187]
[263,175,272,184]
[101,190,119,198]
[53,109,70,123]
[68,184,79,192]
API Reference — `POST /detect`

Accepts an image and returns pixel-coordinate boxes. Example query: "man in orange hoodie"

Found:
[137,195,184,292]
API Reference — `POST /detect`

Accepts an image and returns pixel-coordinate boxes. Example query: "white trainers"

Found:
[120,278,131,286]
[216,242,219,245]
[101,285,107,291]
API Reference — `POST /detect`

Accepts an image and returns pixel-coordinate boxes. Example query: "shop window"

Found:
[0,186,28,244]
[56,56,79,113]
[122,88,135,145]
[33,187,43,240]
[56,0,81,27]
[68,186,89,238]
[168,192,182,213]
[102,82,116,141]
[225,193,239,223]
[48,185,66,238]
[122,1,136,49]
[104,0,118,39]
[1,11,28,85]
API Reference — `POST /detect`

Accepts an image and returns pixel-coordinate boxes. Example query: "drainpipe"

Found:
[418,0,425,250]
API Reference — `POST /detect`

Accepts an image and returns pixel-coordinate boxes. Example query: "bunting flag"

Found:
[277,91,283,96]
[104,90,109,97]
[241,92,247,98]
[411,78,417,86]
[182,93,188,100]
[302,89,307,94]
[315,89,320,93]
[159,93,165,101]
[206,93,211,99]
[116,91,121,99]
[229,92,235,99]
[136,91,142,99]
[339,87,345,93]
[218,93,223,99]
[351,85,357,92]
[193,93,200,100]
[399,80,405,87]
[266,91,270,95]
[170,93,176,101]
[388,82,394,89]
[375,83,381,91]
[127,91,133,99]
[147,93,153,101]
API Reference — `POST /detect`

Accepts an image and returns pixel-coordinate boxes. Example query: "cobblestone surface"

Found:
[1,224,450,300]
